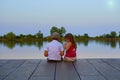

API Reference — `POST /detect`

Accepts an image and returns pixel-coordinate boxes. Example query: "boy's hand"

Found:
[60,51,64,56]
[44,51,48,57]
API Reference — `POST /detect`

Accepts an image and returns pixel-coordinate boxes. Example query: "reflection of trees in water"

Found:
[95,40,117,48]
[76,40,89,46]
[4,41,16,49]
[36,41,43,50]
[2,41,43,50]
[76,39,118,48]
[1,40,119,49]
[119,41,120,48]
[110,41,117,48]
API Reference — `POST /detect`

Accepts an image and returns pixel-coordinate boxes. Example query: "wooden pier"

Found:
[0,59,120,80]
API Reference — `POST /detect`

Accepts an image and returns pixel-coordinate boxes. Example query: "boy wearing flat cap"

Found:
[44,32,64,61]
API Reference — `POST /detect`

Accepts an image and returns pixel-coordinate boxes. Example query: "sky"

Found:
[0,0,120,37]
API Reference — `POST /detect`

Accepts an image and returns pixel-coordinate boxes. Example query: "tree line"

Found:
[0,30,43,42]
[0,26,120,42]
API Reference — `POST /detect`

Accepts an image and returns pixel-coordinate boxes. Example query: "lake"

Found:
[0,40,120,59]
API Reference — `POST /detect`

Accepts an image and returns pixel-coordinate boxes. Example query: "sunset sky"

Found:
[0,0,120,37]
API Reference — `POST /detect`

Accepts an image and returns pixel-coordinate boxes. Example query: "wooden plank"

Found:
[0,59,120,80]
[3,59,40,80]
[73,59,106,80]
[29,60,56,80]
[102,59,120,71]
[55,61,80,80]
[0,60,9,67]
[88,59,120,80]
[0,60,10,80]
[0,60,25,80]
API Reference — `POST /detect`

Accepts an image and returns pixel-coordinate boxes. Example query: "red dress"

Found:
[65,45,76,58]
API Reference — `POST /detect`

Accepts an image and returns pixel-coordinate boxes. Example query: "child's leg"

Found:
[64,57,76,61]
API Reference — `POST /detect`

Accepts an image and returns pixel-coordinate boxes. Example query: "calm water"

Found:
[0,40,120,59]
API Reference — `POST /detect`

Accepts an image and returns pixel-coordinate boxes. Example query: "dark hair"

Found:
[64,33,77,49]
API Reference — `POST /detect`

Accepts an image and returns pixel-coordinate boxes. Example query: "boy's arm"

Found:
[60,44,64,56]
[60,51,64,56]
[44,50,48,57]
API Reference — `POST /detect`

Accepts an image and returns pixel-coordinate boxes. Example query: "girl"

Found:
[64,33,77,61]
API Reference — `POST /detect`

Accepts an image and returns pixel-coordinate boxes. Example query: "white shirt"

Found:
[44,40,64,60]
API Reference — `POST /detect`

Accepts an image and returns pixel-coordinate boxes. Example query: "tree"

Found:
[36,30,43,39]
[105,34,111,38]
[50,26,59,35]
[84,33,89,38]
[119,31,120,37]
[4,32,16,40]
[59,27,66,37]
[110,31,116,38]
[50,26,66,37]
[20,34,25,38]
[25,34,36,40]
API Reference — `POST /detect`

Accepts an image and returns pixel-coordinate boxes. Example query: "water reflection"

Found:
[0,41,43,50]
[4,41,16,49]
[76,40,120,49]
[119,41,120,48]
[77,40,89,46]
[0,40,120,49]
[95,40,118,48]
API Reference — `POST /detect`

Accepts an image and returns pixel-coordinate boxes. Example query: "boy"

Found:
[44,32,64,61]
